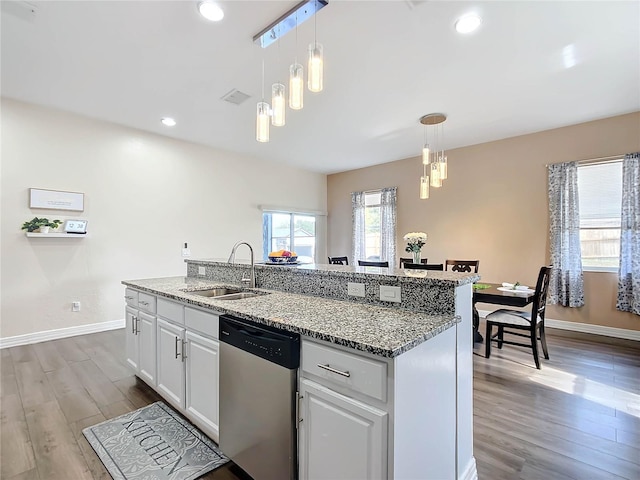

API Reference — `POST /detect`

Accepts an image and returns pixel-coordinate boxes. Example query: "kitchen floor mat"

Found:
[83,401,228,480]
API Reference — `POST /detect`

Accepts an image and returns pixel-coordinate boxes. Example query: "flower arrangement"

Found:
[403,232,427,253]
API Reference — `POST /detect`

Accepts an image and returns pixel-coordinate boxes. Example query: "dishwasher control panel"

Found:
[219,315,300,369]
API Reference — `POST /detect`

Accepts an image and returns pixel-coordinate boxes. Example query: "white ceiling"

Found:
[2,1,639,174]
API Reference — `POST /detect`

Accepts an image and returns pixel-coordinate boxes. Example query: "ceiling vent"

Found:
[221,89,251,106]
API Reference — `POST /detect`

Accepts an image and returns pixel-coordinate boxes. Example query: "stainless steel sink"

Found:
[187,288,242,297]
[216,292,262,301]
[185,287,267,301]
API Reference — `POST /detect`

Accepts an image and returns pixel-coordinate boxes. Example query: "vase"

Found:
[412,250,421,264]
[39,226,50,234]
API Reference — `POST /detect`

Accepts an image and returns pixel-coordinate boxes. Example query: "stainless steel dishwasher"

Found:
[219,314,300,480]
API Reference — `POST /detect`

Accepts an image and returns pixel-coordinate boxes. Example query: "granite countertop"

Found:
[122,276,459,358]
[187,259,480,286]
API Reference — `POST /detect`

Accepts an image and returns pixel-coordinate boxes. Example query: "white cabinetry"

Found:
[299,378,387,480]
[156,317,185,409]
[153,297,220,442]
[124,288,156,386]
[185,330,219,439]
[299,339,389,479]
[300,325,459,480]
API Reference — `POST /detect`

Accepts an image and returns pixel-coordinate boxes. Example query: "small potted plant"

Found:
[21,217,62,233]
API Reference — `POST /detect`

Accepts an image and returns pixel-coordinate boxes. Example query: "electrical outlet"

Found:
[380,285,401,303]
[198,266,206,276]
[347,282,366,297]
[72,301,81,312]
[182,248,191,257]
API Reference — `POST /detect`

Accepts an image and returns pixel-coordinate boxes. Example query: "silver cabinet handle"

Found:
[175,336,180,359]
[135,316,140,335]
[139,300,149,306]
[125,295,134,300]
[131,315,137,334]
[317,364,351,377]
[181,340,187,362]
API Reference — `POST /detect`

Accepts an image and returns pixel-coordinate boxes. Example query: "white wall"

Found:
[1,99,327,339]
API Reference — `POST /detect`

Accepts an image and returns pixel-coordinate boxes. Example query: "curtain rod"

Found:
[546,154,624,167]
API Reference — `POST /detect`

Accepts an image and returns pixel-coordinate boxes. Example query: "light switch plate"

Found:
[182,248,191,257]
[198,266,206,276]
[380,285,401,303]
[347,282,366,297]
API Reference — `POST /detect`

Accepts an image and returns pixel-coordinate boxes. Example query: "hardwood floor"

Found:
[1,326,638,479]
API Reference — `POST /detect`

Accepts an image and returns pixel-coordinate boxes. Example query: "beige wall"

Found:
[1,99,327,339]
[328,112,640,332]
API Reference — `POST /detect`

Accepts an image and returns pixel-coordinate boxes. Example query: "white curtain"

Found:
[548,162,585,307]
[379,187,397,263]
[351,191,366,264]
[617,152,640,315]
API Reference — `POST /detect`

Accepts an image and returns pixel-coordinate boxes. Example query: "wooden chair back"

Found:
[399,257,428,268]
[358,260,389,267]
[403,263,444,271]
[445,260,480,273]
[328,256,349,265]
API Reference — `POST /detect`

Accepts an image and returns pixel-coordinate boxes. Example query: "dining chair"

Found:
[445,259,479,273]
[328,256,349,265]
[399,257,428,268]
[358,260,389,267]
[484,266,552,369]
[403,263,444,271]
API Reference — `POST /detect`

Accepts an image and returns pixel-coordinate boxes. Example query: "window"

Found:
[577,161,623,270]
[352,187,397,264]
[262,212,316,263]
[364,192,382,260]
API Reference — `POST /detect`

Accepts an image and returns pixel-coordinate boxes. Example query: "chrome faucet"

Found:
[227,241,256,288]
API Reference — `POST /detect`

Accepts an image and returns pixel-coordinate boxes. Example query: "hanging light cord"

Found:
[261,59,265,100]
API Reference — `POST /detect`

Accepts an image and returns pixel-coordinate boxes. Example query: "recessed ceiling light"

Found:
[455,14,482,34]
[161,117,177,127]
[198,1,224,22]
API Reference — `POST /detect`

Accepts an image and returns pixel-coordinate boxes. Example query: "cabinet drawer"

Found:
[137,292,156,314]
[185,307,219,339]
[157,297,184,324]
[124,288,138,307]
[302,340,387,402]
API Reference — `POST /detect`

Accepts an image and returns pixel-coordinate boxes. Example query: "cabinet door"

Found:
[185,330,219,442]
[156,318,185,410]
[299,378,388,480]
[138,311,156,386]
[125,306,138,372]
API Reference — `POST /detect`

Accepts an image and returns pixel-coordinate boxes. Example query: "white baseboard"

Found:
[459,457,478,480]
[0,319,125,349]
[478,309,640,342]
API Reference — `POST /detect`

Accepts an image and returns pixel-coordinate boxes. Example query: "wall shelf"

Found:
[25,232,87,238]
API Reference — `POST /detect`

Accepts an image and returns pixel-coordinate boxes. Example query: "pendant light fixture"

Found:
[289,13,304,110]
[419,113,448,198]
[251,1,328,137]
[256,60,270,142]
[271,27,286,127]
[308,0,323,93]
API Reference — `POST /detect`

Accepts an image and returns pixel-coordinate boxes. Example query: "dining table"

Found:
[472,283,536,343]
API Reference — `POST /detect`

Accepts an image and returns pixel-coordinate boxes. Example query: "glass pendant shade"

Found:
[422,145,430,165]
[420,176,430,199]
[256,102,270,142]
[439,155,448,179]
[308,42,323,92]
[430,162,442,187]
[271,83,286,126]
[289,63,304,110]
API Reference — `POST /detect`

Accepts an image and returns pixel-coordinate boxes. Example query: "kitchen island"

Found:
[122,261,478,480]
